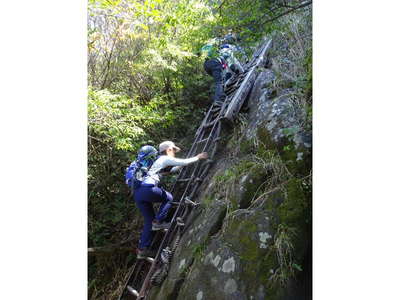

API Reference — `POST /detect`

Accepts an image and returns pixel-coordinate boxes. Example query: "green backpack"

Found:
[200,39,220,59]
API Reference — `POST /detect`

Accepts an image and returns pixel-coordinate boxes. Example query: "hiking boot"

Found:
[184,197,199,207]
[152,221,171,231]
[137,247,156,259]
[176,217,185,227]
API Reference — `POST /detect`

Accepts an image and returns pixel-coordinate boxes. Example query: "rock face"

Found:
[245,70,311,150]
[148,65,312,300]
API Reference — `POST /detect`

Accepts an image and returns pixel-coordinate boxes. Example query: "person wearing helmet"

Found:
[200,38,227,107]
[200,37,245,105]
[137,145,158,172]
[135,141,208,258]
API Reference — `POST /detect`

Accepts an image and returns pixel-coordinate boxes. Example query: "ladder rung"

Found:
[177,176,202,183]
[176,217,185,227]
[197,136,221,145]
[203,120,217,128]
[145,257,155,263]
[184,197,199,207]
[127,285,139,297]
[177,177,192,182]
[212,137,222,143]
[196,137,210,144]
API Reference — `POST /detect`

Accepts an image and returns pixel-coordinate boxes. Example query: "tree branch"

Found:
[88,135,107,144]
[88,237,137,255]
[88,246,135,255]
[218,0,228,15]
[259,1,312,26]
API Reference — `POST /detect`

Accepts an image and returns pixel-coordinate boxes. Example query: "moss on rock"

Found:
[257,126,279,151]
[278,180,306,224]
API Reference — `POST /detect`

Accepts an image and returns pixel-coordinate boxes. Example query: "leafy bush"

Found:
[87,86,204,298]
[88,86,202,246]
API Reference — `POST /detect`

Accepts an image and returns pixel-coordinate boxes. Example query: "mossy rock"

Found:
[279,140,311,177]
[152,198,227,300]
[156,203,276,299]
[277,179,311,258]
[231,164,270,209]
[277,179,310,229]
[176,242,249,300]
[151,178,311,300]
[256,126,280,151]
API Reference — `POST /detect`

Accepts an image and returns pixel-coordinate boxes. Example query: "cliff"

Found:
[148,18,312,298]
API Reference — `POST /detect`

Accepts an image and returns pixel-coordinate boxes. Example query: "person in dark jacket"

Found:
[200,38,227,106]
[200,38,244,106]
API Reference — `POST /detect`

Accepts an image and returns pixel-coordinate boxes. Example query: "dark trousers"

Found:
[134,184,173,249]
[204,58,225,104]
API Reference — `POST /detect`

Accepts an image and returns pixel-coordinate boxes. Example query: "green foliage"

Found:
[269,223,301,288]
[216,0,312,45]
[87,86,202,298]
[282,126,299,138]
[88,86,201,245]
[88,0,217,100]
[192,238,209,260]
[87,0,312,298]
[268,7,312,106]
[88,88,191,151]
[87,1,219,297]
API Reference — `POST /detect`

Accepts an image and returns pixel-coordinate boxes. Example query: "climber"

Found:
[200,38,244,106]
[219,43,245,84]
[135,141,208,259]
[220,31,247,60]
[200,38,228,107]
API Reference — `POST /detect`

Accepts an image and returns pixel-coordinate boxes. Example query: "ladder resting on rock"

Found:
[117,38,272,300]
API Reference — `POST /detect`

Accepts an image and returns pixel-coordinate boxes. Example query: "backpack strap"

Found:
[158,165,174,174]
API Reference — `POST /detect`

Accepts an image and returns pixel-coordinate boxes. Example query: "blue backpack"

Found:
[125,145,158,190]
